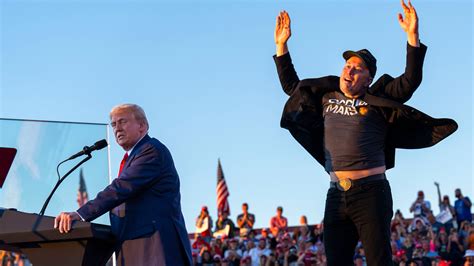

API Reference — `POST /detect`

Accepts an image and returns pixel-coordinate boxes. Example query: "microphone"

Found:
[68,139,108,160]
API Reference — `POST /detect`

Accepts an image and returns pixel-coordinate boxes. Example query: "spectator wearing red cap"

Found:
[212,254,222,265]
[192,235,211,256]
[410,190,432,223]
[196,206,213,242]
[240,255,252,266]
[237,203,255,238]
[393,249,408,265]
[270,206,288,238]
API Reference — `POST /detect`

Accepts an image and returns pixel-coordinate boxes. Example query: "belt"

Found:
[329,173,386,191]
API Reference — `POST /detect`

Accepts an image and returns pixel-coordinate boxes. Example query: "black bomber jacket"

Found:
[273,43,458,170]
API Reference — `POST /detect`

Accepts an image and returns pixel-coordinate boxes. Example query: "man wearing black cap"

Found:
[272,1,457,265]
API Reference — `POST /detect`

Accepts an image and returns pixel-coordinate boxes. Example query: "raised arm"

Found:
[273,11,301,95]
[435,182,442,206]
[398,0,420,47]
[370,0,426,102]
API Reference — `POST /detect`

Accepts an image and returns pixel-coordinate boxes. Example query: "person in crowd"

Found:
[214,211,236,238]
[209,238,224,258]
[295,215,311,244]
[391,231,403,251]
[466,224,474,251]
[458,221,471,246]
[248,238,271,266]
[224,238,243,265]
[197,249,214,266]
[436,227,450,261]
[237,203,255,238]
[196,206,213,242]
[447,230,464,265]
[454,188,472,226]
[192,235,211,257]
[242,240,255,258]
[270,206,288,238]
[465,249,474,266]
[259,228,270,239]
[297,239,318,266]
[434,182,456,233]
[410,190,432,223]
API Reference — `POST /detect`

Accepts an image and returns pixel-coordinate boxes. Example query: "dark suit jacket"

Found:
[273,43,458,170]
[77,135,193,265]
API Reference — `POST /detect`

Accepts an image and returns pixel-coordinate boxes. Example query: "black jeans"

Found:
[323,178,393,266]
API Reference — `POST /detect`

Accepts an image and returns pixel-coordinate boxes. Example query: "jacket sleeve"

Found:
[77,144,165,221]
[273,53,301,96]
[370,43,427,103]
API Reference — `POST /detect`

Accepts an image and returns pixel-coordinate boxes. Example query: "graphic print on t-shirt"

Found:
[322,91,388,171]
[324,97,368,116]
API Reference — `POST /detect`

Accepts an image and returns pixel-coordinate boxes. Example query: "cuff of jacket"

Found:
[75,211,85,221]
[76,206,92,222]
[273,52,292,66]
[407,41,427,60]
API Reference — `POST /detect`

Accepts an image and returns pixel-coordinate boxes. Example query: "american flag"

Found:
[77,168,89,207]
[216,159,230,216]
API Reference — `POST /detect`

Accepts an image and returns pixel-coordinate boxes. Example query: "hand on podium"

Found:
[54,212,81,233]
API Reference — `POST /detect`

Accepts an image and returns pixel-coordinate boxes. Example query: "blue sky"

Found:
[0,0,472,233]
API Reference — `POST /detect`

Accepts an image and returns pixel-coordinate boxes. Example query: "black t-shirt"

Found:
[322,91,388,171]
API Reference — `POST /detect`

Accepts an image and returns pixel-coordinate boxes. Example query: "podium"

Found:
[0,209,115,266]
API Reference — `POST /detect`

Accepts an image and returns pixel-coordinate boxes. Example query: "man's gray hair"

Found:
[110,104,149,129]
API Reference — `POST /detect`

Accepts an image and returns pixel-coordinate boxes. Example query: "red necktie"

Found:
[113,153,129,217]
[118,153,129,177]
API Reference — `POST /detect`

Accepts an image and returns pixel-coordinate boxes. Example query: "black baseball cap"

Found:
[343,49,377,78]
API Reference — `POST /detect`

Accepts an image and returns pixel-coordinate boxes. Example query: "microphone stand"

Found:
[39,154,92,216]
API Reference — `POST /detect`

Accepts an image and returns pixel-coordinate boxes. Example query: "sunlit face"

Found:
[277,208,283,216]
[110,110,146,151]
[300,215,307,225]
[339,56,372,98]
[242,204,248,213]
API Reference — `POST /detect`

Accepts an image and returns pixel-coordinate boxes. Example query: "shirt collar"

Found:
[126,133,147,156]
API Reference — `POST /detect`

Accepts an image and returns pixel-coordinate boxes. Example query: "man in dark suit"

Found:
[273,1,456,265]
[55,104,192,265]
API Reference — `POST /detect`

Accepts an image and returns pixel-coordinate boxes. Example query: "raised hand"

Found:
[275,11,291,56]
[275,11,291,45]
[397,0,420,47]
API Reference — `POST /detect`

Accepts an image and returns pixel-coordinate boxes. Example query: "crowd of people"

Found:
[0,185,472,266]
[192,186,473,266]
